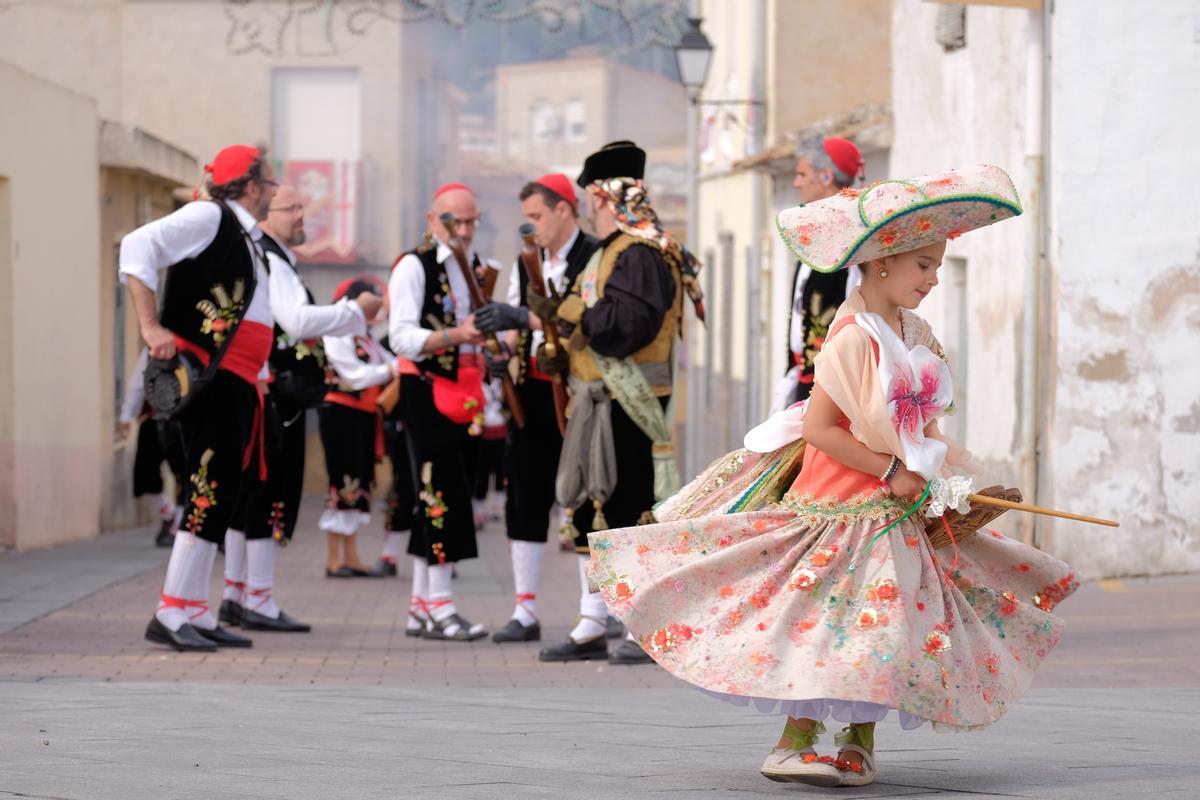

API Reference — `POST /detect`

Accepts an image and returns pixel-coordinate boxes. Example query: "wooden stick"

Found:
[967,494,1119,527]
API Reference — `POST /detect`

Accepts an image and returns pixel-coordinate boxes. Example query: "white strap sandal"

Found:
[834,743,877,787]
[760,747,842,787]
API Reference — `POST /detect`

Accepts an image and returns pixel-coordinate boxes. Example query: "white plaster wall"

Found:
[1040,0,1200,577]
[889,1,1036,538]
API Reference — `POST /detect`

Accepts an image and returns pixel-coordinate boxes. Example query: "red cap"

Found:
[332,275,385,302]
[534,173,577,210]
[434,181,474,199]
[204,145,261,186]
[823,137,864,181]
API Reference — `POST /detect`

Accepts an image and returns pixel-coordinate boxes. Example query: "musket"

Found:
[479,262,501,299]
[519,222,568,435]
[438,212,525,428]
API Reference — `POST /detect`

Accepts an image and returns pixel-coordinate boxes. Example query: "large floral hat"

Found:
[776,164,1022,273]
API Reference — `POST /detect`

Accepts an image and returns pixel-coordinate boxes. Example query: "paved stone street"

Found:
[2,496,1198,798]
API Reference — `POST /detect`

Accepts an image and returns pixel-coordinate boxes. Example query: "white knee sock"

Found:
[427,562,456,620]
[156,534,198,631]
[155,492,174,520]
[408,557,429,631]
[187,540,220,631]
[223,529,247,604]
[246,538,281,619]
[509,539,543,626]
[427,562,485,637]
[381,532,405,562]
[569,554,607,643]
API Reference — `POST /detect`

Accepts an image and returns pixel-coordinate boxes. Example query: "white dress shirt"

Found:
[323,334,393,391]
[505,227,580,354]
[263,237,366,341]
[388,240,493,361]
[118,199,272,328]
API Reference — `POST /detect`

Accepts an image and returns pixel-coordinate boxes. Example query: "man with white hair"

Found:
[773,136,865,411]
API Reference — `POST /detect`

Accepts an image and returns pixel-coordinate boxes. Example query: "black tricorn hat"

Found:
[577,140,646,188]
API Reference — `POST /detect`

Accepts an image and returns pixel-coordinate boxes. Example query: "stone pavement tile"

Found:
[2,494,1200,696]
[0,526,169,634]
[0,494,681,690]
[2,683,1199,799]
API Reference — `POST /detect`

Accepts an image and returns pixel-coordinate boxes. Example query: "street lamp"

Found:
[674,16,714,102]
[674,16,712,481]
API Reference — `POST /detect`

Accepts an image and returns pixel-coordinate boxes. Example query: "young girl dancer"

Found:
[588,165,1077,787]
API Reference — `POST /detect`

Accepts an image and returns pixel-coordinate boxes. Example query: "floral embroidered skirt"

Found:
[588,445,1078,731]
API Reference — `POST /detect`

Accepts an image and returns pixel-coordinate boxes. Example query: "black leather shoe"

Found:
[241,608,311,633]
[154,520,174,547]
[195,624,253,648]
[144,617,216,652]
[368,559,397,577]
[538,636,607,662]
[218,599,244,627]
[492,618,541,643]
[325,566,356,578]
[608,639,654,665]
[605,615,625,639]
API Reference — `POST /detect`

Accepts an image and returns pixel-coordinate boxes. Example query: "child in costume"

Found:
[588,165,1078,787]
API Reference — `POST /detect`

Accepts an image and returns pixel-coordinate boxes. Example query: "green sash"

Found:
[578,249,680,501]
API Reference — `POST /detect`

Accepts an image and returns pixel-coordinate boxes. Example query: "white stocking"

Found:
[155,534,198,631]
[187,539,220,631]
[509,539,543,625]
[569,554,607,643]
[408,557,429,632]
[381,531,405,562]
[223,529,247,603]
[428,562,484,637]
[246,538,281,619]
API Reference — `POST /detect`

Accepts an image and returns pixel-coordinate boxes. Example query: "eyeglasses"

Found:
[258,178,280,189]
[443,215,482,230]
[268,204,304,214]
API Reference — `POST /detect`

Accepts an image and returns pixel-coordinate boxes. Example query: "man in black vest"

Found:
[473,173,600,643]
[387,182,491,641]
[120,145,277,652]
[773,136,865,410]
[219,184,382,634]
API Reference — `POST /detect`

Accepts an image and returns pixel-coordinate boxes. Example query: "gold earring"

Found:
[878,268,888,279]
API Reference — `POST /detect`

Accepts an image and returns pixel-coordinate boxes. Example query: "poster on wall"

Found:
[283,160,359,264]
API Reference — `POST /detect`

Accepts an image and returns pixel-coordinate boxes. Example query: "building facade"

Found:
[890,0,1200,578]
[684,0,892,474]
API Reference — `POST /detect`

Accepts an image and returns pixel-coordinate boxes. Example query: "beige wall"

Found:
[0,60,102,550]
[0,0,432,264]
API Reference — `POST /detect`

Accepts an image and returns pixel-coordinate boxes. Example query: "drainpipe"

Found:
[1019,3,1051,546]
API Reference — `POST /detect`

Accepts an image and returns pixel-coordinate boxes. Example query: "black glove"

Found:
[484,350,512,381]
[535,342,569,377]
[526,293,562,326]
[474,302,529,333]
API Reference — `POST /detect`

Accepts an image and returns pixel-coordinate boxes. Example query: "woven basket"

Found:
[924,485,1022,550]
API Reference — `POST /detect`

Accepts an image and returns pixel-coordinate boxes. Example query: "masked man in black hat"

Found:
[533,141,683,666]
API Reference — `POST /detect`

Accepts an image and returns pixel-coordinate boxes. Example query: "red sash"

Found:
[174,321,273,479]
